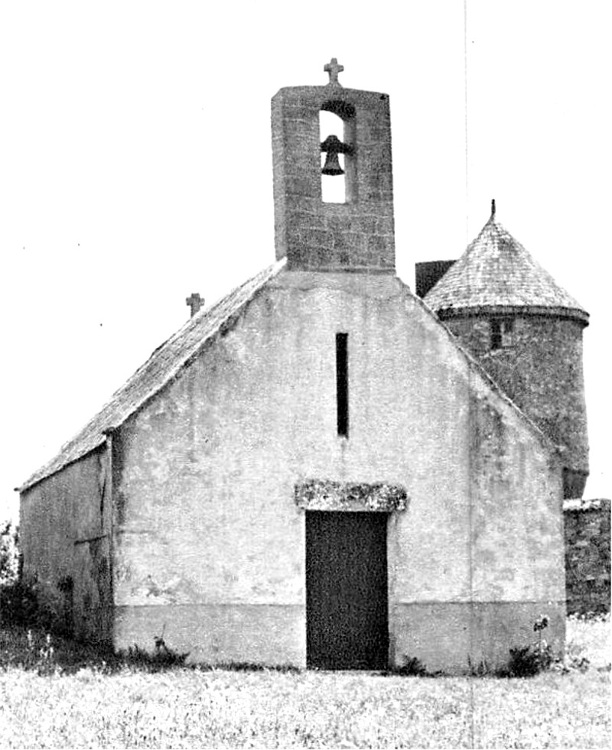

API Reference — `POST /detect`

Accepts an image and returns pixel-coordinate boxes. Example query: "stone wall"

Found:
[442,313,589,497]
[564,498,610,614]
[271,86,395,272]
[20,448,113,643]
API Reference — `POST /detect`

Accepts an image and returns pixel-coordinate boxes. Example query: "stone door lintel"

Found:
[295,480,408,512]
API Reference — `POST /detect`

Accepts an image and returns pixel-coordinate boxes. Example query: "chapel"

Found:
[19,61,578,673]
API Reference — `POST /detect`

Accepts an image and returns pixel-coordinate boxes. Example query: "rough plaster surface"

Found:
[108,271,564,668]
[390,600,566,673]
[114,604,304,666]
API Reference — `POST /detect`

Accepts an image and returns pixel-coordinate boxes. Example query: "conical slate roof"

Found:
[424,203,588,323]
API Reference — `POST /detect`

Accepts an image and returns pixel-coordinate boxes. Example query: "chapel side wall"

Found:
[112,273,564,672]
[19,449,113,643]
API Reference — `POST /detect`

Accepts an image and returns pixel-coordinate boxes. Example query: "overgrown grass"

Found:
[0,617,609,748]
[565,611,610,671]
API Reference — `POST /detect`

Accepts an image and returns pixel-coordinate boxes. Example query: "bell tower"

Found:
[271,59,395,272]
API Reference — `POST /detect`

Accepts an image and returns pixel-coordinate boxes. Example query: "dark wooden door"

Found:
[306,511,388,669]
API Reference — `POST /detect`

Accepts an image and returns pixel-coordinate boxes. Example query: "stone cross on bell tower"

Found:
[324,57,344,85]
[271,60,395,272]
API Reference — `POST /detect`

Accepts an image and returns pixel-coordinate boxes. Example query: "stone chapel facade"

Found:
[19,62,571,673]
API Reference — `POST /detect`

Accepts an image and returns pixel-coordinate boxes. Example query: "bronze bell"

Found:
[321,134,346,176]
[322,150,344,176]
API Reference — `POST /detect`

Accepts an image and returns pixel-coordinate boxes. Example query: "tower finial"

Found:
[324,58,344,85]
[491,198,496,218]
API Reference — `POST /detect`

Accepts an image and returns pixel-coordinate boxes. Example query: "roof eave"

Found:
[435,304,589,326]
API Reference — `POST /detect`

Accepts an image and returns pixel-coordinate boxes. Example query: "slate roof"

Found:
[424,207,588,323]
[20,259,286,492]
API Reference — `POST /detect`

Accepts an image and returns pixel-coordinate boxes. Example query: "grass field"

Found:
[0,615,609,749]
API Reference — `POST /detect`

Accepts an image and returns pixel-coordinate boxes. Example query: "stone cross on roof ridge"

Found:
[324,57,344,85]
[186,292,204,317]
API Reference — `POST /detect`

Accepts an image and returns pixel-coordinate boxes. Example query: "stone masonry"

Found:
[443,314,589,496]
[564,498,611,614]
[422,209,590,499]
[272,85,395,272]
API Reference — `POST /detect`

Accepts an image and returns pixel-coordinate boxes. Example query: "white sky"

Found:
[1,1,610,523]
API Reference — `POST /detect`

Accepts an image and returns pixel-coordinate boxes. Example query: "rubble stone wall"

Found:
[442,313,589,496]
[564,498,610,614]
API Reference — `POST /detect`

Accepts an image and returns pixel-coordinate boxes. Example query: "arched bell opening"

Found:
[319,100,356,204]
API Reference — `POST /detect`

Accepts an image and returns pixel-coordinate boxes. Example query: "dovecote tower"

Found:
[271,58,395,272]
[424,201,590,498]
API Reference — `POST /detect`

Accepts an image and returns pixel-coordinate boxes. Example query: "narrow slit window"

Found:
[491,318,514,350]
[491,319,502,350]
[336,333,349,437]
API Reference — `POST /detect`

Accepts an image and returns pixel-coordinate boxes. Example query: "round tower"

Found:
[424,201,589,498]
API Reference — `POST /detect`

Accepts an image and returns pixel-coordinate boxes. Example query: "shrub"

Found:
[122,636,190,672]
[396,655,429,676]
[0,571,68,634]
[468,657,493,677]
[0,629,60,676]
[506,614,553,677]
[0,522,19,586]
[0,576,41,629]
[0,522,73,635]
[507,643,553,677]
[0,523,40,629]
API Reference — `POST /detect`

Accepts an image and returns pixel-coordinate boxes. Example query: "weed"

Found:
[506,614,554,677]
[206,661,301,673]
[395,655,429,676]
[122,634,189,672]
[0,576,44,629]
[468,657,493,677]
[0,527,41,630]
[507,645,543,677]
[1,629,61,675]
